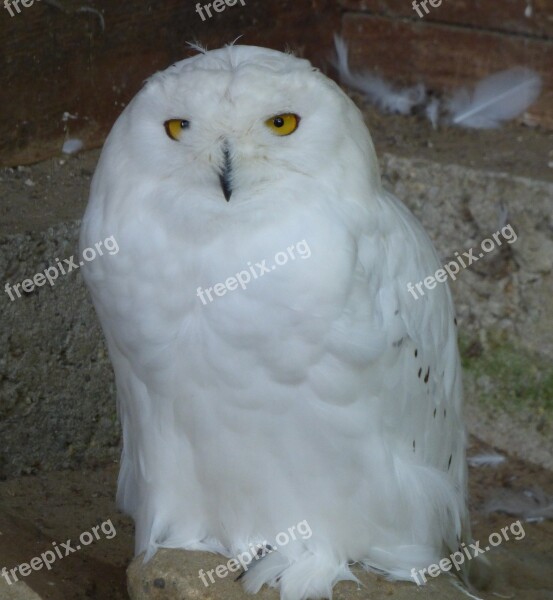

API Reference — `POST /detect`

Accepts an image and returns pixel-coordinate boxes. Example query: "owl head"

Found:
[94,44,381,216]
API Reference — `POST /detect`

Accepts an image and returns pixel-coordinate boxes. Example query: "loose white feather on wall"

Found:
[333,36,543,130]
[333,35,426,116]
[447,67,542,129]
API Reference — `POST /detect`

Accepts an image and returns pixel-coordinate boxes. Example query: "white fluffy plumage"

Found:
[81,44,474,599]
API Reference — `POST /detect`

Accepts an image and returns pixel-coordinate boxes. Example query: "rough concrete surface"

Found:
[382,152,553,359]
[0,231,118,478]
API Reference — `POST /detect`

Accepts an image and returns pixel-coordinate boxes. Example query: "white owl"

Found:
[80,44,477,599]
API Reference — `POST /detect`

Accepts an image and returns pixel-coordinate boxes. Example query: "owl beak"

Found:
[219,141,232,202]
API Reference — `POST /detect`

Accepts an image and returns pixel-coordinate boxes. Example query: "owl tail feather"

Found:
[240,550,359,600]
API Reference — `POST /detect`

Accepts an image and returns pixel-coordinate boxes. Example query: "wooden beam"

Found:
[340,0,553,38]
[0,0,340,166]
[342,13,553,128]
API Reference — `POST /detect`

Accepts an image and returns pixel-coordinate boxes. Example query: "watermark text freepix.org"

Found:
[411,519,525,585]
[4,0,41,17]
[407,224,517,300]
[195,0,245,21]
[1,519,117,585]
[412,0,445,19]
[4,235,119,302]
[198,519,312,587]
[197,239,311,305]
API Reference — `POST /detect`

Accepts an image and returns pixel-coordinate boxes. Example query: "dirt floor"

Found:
[0,435,551,600]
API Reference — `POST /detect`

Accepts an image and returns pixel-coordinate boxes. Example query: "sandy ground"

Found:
[0,435,551,599]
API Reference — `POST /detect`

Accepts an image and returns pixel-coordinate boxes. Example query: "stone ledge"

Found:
[127,549,475,600]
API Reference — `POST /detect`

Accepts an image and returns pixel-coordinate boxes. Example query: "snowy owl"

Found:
[80,44,478,599]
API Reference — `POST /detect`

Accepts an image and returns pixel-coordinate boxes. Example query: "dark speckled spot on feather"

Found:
[424,367,430,383]
[448,454,452,469]
[418,367,422,378]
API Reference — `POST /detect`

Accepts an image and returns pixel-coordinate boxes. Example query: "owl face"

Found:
[103,45,378,213]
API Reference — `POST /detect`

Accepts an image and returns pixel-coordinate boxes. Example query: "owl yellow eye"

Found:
[164,119,190,141]
[265,113,300,136]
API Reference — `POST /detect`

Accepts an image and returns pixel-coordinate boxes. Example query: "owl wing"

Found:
[338,189,470,573]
